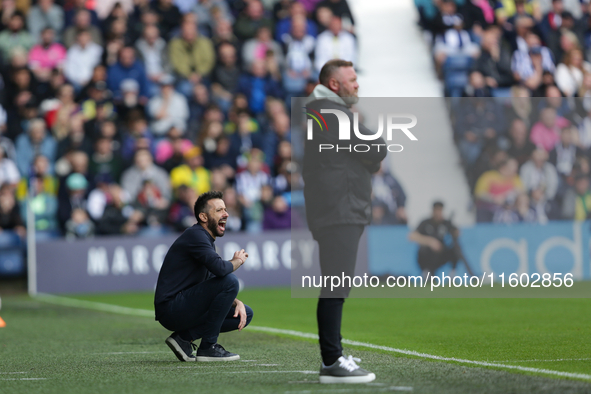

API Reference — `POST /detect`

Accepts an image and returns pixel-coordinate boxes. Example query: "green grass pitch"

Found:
[1,288,590,393]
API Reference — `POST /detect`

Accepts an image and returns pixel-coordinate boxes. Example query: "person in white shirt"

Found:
[136,24,169,84]
[148,74,190,136]
[0,145,20,188]
[64,29,103,89]
[314,16,356,72]
[555,48,591,97]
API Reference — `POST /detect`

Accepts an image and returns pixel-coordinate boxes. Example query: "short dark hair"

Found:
[433,201,444,209]
[194,191,224,223]
[319,59,354,86]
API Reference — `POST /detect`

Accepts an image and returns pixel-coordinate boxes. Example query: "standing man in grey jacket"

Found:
[303,59,387,383]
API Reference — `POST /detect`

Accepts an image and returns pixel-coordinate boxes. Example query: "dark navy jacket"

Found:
[154,224,233,318]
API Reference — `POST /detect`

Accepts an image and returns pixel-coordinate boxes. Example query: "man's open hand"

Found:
[233,299,247,331]
[230,249,248,271]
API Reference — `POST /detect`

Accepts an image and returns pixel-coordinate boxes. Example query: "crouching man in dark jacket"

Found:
[303,59,387,383]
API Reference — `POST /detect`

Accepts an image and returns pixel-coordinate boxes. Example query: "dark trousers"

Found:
[313,224,365,366]
[156,273,253,345]
[418,246,458,274]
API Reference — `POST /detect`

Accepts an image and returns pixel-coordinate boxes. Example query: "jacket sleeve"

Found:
[186,236,234,277]
[348,120,388,164]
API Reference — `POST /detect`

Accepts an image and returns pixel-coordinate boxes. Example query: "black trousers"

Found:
[418,246,458,274]
[312,224,365,365]
[156,273,253,345]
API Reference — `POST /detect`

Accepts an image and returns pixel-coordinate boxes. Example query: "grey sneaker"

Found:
[196,343,240,362]
[319,356,376,384]
[165,333,196,362]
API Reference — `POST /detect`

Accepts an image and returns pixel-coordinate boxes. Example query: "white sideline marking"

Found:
[0,372,27,374]
[35,294,591,381]
[0,378,46,381]
[92,351,169,355]
[193,370,318,375]
[285,387,413,393]
[493,358,591,363]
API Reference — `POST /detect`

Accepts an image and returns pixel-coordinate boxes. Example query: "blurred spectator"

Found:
[0,183,25,237]
[121,114,154,162]
[56,113,93,159]
[433,18,480,74]
[23,173,59,233]
[15,154,57,201]
[134,178,170,231]
[155,126,193,166]
[281,15,315,96]
[317,0,355,30]
[26,0,63,42]
[222,186,243,231]
[263,194,290,230]
[65,207,94,239]
[549,125,584,177]
[473,27,515,89]
[168,21,215,97]
[530,107,570,151]
[233,0,273,41]
[94,0,134,20]
[561,173,591,220]
[28,27,66,83]
[511,32,555,90]
[192,0,234,34]
[0,12,33,63]
[455,98,504,164]
[107,46,150,101]
[238,59,282,114]
[242,26,283,70]
[314,15,355,72]
[475,158,525,221]
[211,42,240,111]
[236,149,269,232]
[0,144,20,187]
[555,48,590,97]
[275,1,317,40]
[463,70,491,97]
[151,0,182,40]
[89,137,124,182]
[371,164,407,225]
[15,118,56,176]
[57,172,89,231]
[168,184,197,231]
[64,0,99,28]
[96,184,144,235]
[507,119,536,166]
[63,9,103,48]
[170,146,211,196]
[135,24,169,85]
[64,29,103,90]
[519,148,559,204]
[121,148,171,201]
[492,193,538,223]
[148,74,190,136]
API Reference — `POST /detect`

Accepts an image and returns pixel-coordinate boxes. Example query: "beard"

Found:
[338,86,359,106]
[206,215,226,237]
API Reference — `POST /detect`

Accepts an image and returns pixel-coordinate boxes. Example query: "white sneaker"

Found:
[319,355,376,384]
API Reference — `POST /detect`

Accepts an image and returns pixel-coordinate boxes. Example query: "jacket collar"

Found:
[309,84,348,107]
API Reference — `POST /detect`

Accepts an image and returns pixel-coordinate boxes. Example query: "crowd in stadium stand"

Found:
[417,0,591,223]
[0,0,399,239]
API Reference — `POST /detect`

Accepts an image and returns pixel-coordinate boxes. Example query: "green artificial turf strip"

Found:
[2,296,591,394]
[70,288,591,377]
